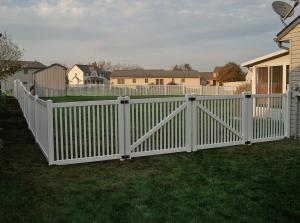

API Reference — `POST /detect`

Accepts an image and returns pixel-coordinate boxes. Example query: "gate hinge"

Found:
[245,141,251,145]
[121,100,129,104]
[189,97,196,102]
[121,155,130,160]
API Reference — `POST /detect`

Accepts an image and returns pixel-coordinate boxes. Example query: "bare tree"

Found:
[90,60,143,71]
[171,63,193,71]
[0,33,23,80]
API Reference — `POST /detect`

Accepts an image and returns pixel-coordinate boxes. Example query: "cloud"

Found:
[0,0,294,70]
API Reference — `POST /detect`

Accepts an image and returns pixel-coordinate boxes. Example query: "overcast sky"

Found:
[1,0,299,70]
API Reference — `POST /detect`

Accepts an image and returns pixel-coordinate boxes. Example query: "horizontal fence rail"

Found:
[13,80,290,166]
[66,84,237,97]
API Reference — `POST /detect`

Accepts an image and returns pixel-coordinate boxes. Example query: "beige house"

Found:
[67,64,109,86]
[242,15,300,137]
[275,16,300,138]
[241,49,290,94]
[110,70,213,87]
[0,61,46,93]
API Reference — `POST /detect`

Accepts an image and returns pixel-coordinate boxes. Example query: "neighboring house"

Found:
[204,66,222,86]
[34,63,67,97]
[242,15,300,137]
[0,61,46,93]
[67,64,109,85]
[241,49,290,94]
[110,69,213,87]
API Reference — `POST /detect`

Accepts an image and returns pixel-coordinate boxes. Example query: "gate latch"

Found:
[189,97,196,102]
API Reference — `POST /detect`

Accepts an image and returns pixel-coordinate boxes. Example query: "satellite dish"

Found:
[272,1,294,19]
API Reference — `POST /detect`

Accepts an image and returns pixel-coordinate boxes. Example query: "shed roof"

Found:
[241,50,289,67]
[34,63,67,74]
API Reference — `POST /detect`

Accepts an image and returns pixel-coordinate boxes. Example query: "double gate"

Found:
[117,93,289,161]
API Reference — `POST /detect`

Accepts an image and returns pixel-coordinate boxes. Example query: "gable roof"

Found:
[73,64,110,79]
[111,69,213,79]
[213,66,222,73]
[34,63,67,74]
[241,49,289,67]
[18,61,46,69]
[277,15,300,40]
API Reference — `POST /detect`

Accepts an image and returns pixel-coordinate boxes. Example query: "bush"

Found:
[235,83,252,94]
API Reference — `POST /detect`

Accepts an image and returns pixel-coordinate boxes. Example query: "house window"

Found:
[155,79,164,85]
[117,79,125,84]
[256,67,268,94]
[181,78,185,83]
[133,79,136,83]
[270,66,283,93]
[145,78,148,83]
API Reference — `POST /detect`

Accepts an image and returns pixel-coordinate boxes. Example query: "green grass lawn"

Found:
[1,110,300,223]
[45,95,181,103]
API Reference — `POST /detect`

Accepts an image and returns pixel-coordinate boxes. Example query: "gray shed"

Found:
[34,63,67,97]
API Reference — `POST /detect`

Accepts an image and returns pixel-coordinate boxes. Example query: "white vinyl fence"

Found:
[14,80,290,165]
[66,84,237,97]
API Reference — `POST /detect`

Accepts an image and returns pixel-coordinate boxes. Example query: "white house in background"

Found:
[241,49,290,94]
[0,61,46,93]
[67,64,109,85]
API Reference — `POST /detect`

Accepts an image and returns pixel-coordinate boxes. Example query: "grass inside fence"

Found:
[44,95,180,103]
[1,111,300,223]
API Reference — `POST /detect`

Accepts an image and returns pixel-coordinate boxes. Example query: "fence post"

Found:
[242,92,252,144]
[185,94,195,152]
[47,100,55,165]
[285,91,291,137]
[34,95,39,139]
[118,96,131,160]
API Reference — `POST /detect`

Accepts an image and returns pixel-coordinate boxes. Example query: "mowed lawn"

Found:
[44,95,182,103]
[0,109,300,223]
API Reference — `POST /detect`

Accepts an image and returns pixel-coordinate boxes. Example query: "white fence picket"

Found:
[13,80,291,166]
[66,84,236,97]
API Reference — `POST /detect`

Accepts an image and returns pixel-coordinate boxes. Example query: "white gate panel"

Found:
[129,98,188,157]
[193,95,244,150]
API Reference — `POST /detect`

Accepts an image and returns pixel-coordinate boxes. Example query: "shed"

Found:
[34,63,67,97]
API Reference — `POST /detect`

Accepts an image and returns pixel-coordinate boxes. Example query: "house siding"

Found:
[110,77,201,87]
[1,69,37,93]
[34,65,67,97]
[68,66,85,85]
[281,24,300,137]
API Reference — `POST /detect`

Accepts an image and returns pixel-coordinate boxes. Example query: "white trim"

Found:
[241,50,289,67]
